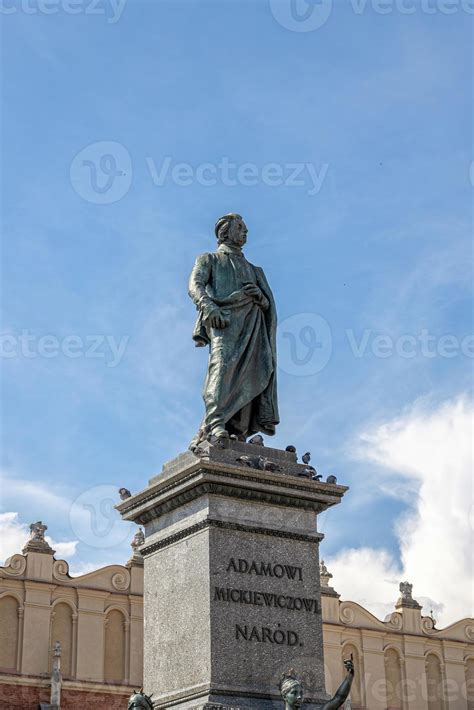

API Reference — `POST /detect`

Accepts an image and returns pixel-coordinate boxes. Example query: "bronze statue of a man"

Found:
[189,214,279,448]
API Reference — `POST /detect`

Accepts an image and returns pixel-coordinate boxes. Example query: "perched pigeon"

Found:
[249,434,264,446]
[119,487,131,500]
[302,452,311,465]
[236,455,279,472]
[236,455,256,467]
[258,456,280,472]
[285,445,296,454]
[326,475,337,484]
[312,472,323,481]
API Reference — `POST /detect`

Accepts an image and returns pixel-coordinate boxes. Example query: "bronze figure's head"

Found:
[214,213,248,248]
[280,669,304,709]
[127,689,154,710]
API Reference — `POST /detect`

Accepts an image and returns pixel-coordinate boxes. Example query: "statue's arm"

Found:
[188,253,217,320]
[322,662,354,710]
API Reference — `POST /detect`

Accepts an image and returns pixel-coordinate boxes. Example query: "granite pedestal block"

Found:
[117,442,348,710]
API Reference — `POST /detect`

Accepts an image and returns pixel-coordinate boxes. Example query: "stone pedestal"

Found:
[117,442,347,710]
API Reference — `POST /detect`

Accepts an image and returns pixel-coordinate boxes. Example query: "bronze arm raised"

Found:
[321,658,354,710]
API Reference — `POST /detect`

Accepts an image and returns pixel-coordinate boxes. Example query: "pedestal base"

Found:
[117,441,347,709]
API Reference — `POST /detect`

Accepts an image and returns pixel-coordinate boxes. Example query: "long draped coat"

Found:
[189,245,279,438]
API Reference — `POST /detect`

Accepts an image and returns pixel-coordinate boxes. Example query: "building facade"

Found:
[320,564,474,710]
[0,523,472,709]
[0,523,144,709]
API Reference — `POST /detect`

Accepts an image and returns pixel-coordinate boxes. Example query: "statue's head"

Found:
[280,670,304,709]
[215,213,248,248]
[127,690,154,710]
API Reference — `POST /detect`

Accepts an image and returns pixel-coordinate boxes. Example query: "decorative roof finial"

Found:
[396,581,422,610]
[22,521,55,555]
[319,559,339,598]
[320,559,332,587]
[127,528,145,567]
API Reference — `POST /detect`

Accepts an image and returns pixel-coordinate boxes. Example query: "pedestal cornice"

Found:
[116,449,348,528]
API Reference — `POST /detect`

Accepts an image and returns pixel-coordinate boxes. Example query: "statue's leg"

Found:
[226,402,253,440]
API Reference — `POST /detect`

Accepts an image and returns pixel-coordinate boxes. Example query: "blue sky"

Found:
[1,0,472,623]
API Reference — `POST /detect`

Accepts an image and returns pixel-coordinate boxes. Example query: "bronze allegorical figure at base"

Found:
[280,658,355,710]
[188,213,279,450]
[127,689,154,710]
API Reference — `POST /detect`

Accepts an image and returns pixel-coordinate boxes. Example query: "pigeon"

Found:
[258,456,280,472]
[285,445,296,454]
[236,455,257,467]
[119,487,131,500]
[302,452,311,465]
[312,472,323,481]
[326,475,337,484]
[249,434,264,446]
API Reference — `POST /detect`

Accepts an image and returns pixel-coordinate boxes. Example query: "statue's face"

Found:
[227,217,248,247]
[285,684,303,708]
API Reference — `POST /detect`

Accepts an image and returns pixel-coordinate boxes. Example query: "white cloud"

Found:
[48,539,78,558]
[327,395,473,627]
[0,512,29,562]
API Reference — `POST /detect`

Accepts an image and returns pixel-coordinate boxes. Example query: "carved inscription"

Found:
[226,557,303,581]
[236,624,300,646]
[215,557,319,646]
[214,586,319,613]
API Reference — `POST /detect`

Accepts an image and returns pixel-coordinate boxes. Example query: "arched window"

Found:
[0,596,19,670]
[384,648,402,710]
[50,602,73,677]
[466,658,474,710]
[426,653,443,710]
[104,609,125,682]
[342,643,362,708]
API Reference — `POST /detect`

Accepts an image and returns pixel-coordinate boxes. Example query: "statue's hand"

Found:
[343,659,354,675]
[243,283,263,300]
[243,284,269,310]
[208,308,230,329]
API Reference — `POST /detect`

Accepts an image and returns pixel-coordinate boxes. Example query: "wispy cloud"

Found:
[327,395,473,626]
